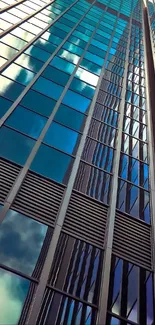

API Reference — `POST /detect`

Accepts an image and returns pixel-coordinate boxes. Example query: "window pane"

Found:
[70,78,95,99]
[0,209,48,275]
[43,122,80,155]
[0,97,12,118]
[54,104,86,132]
[62,90,91,113]
[21,90,56,117]
[0,268,30,325]
[30,144,73,184]
[50,56,76,74]
[2,63,35,86]
[42,65,70,86]
[0,126,35,165]
[0,76,25,101]
[5,106,47,139]
[32,77,63,100]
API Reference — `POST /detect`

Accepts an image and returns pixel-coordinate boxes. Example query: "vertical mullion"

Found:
[97,3,133,324]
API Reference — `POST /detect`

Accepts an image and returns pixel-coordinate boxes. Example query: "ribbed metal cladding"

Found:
[12,171,65,226]
[0,158,21,203]
[113,211,152,269]
[62,191,108,248]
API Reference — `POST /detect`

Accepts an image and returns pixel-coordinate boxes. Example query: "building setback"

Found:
[0,0,155,324]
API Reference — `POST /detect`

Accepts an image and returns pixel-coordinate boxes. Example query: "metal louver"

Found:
[62,190,108,248]
[113,211,152,269]
[12,171,65,226]
[0,158,21,203]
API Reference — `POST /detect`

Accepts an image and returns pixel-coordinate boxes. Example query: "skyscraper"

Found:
[0,0,155,324]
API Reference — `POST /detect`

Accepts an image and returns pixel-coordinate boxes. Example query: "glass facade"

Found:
[0,0,155,324]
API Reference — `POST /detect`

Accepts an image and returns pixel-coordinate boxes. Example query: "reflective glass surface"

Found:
[0,268,30,325]
[0,209,48,275]
[62,90,91,113]
[43,122,80,155]
[21,90,56,117]
[32,77,63,101]
[54,104,86,132]
[30,144,73,184]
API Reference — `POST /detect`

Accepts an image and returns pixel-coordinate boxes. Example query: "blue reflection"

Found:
[0,126,35,165]
[62,90,91,113]
[30,144,73,184]
[43,121,80,155]
[21,90,56,117]
[54,104,85,132]
[0,97,13,118]
[5,106,47,139]
[0,209,48,275]
[32,77,64,101]
[0,268,30,325]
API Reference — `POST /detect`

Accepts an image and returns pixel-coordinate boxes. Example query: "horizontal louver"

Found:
[113,211,152,269]
[62,191,108,247]
[0,158,20,202]
[12,171,65,226]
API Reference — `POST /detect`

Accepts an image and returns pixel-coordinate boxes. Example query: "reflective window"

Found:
[5,106,47,139]
[32,77,63,101]
[108,256,155,325]
[1,34,27,50]
[62,90,91,113]
[0,76,25,101]
[48,233,103,304]
[42,65,69,87]
[25,45,51,62]
[70,78,95,99]
[0,268,30,325]
[15,54,43,73]
[30,144,73,184]
[54,104,86,132]
[0,97,12,118]
[0,43,18,59]
[0,209,48,275]
[88,119,117,147]
[43,121,80,155]
[74,162,111,204]
[82,138,114,172]
[76,67,99,86]
[50,56,76,74]
[0,126,35,165]
[21,90,56,117]
[2,63,35,86]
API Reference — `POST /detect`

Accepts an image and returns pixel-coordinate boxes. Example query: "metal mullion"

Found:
[0,0,79,73]
[0,262,38,283]
[97,2,133,323]
[118,176,149,193]
[83,246,96,303]
[80,159,113,176]
[0,0,26,13]
[107,311,138,325]
[87,131,117,147]
[0,0,57,38]
[123,131,148,143]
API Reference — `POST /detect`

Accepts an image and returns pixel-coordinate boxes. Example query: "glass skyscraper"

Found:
[0,0,155,324]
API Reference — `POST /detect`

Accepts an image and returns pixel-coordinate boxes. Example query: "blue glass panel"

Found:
[0,126,35,165]
[63,42,83,56]
[5,106,47,139]
[32,77,63,100]
[84,51,104,66]
[42,65,69,86]
[0,268,30,325]
[54,104,85,132]
[62,90,91,113]
[25,45,51,62]
[2,63,35,86]
[34,39,56,54]
[44,121,80,155]
[0,76,25,101]
[30,144,73,184]
[70,78,95,99]
[68,35,86,49]
[50,56,75,74]
[21,90,56,117]
[80,59,101,75]
[15,53,43,73]
[0,97,12,118]
[0,209,48,275]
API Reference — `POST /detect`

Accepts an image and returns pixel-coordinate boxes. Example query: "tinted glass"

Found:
[0,127,35,165]
[54,104,86,131]
[0,97,12,118]
[0,209,48,275]
[5,106,47,139]
[32,77,63,100]
[43,122,80,155]
[30,144,73,184]
[62,90,91,113]
[21,90,56,117]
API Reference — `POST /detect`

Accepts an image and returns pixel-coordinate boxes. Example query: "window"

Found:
[0,76,25,101]
[30,144,74,184]
[5,106,47,139]
[0,268,31,325]
[0,97,13,118]
[2,63,35,86]
[0,209,48,275]
[50,56,75,74]
[42,65,70,87]
[54,104,86,132]
[32,77,63,101]
[0,126,35,165]
[43,121,80,155]
[70,78,95,99]
[21,89,56,117]
[62,90,91,113]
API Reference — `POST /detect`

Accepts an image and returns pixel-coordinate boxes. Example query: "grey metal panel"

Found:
[0,158,21,202]
[113,211,152,269]
[62,191,108,247]
[12,171,65,226]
